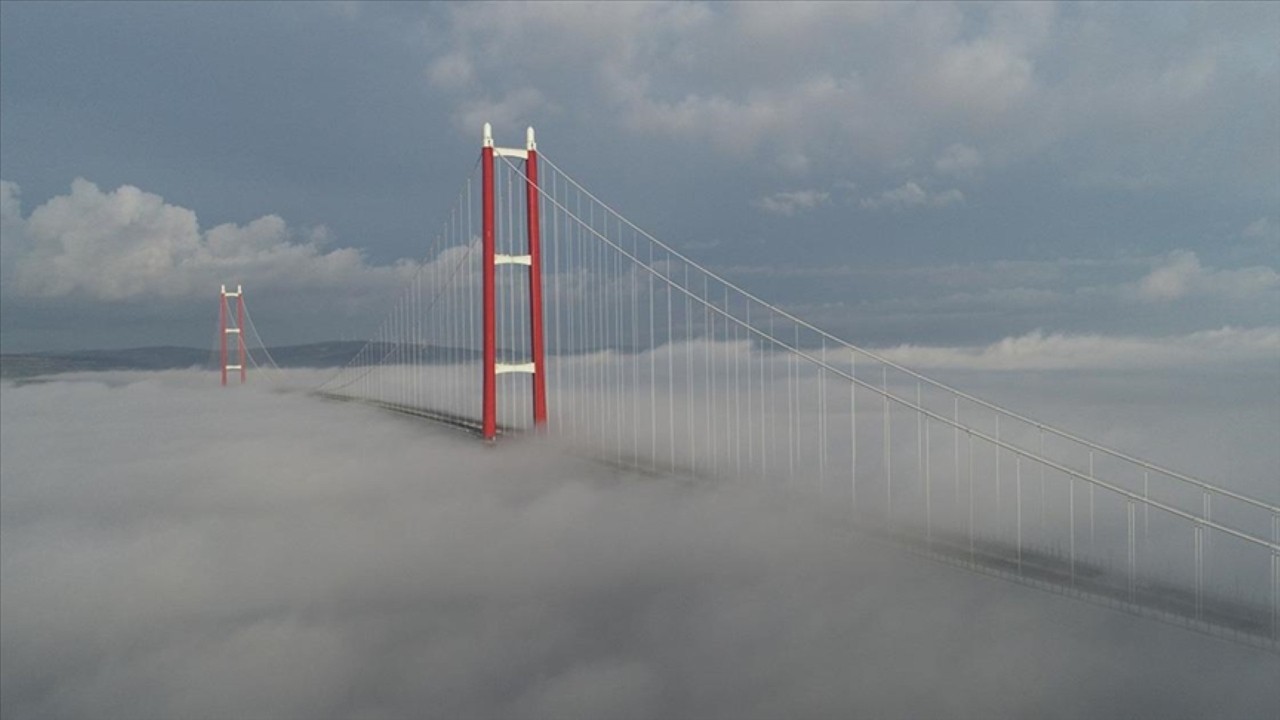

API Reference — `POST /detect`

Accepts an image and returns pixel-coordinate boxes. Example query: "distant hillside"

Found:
[0,341,372,379]
[264,342,484,367]
[0,346,211,379]
[260,341,375,369]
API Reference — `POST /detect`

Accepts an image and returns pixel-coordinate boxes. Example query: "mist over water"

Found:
[2,368,1277,719]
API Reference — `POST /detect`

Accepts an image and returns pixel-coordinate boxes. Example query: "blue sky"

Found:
[1,1,1276,352]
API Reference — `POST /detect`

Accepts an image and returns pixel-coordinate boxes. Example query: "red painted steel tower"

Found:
[219,284,246,386]
[480,123,548,440]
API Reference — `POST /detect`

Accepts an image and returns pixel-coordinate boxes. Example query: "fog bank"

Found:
[2,371,1276,719]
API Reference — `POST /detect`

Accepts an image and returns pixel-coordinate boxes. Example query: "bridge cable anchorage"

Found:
[311,125,1278,652]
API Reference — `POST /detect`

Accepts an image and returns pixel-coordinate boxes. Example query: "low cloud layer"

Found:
[1136,250,1280,304]
[859,181,964,211]
[754,189,829,217]
[2,370,1276,718]
[2,171,1275,358]
[875,325,1280,371]
[714,252,1279,349]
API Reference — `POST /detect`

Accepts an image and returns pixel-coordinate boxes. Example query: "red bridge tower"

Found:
[219,284,246,386]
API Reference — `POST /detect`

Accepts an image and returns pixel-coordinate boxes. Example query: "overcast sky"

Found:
[1,1,1277,351]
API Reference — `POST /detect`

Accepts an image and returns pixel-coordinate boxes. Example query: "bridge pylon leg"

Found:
[237,292,246,384]
[482,126,497,440]
[526,129,547,428]
[220,287,228,386]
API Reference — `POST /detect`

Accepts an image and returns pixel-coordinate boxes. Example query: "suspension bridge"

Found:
[226,124,1279,654]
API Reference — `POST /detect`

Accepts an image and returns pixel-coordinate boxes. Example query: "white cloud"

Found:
[934,143,983,178]
[919,8,1045,127]
[1138,250,1200,301]
[755,189,829,217]
[860,181,964,211]
[875,326,1280,371]
[775,152,812,175]
[1242,217,1272,239]
[1075,170,1171,192]
[1136,250,1280,303]
[425,52,475,90]
[420,2,1277,194]
[0,179,418,302]
[613,73,853,158]
[320,0,362,21]
[457,87,554,138]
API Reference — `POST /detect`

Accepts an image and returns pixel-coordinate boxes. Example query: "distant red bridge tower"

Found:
[218,284,246,385]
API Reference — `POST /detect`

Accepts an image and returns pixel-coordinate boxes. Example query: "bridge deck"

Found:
[879,527,1277,653]
[315,392,501,437]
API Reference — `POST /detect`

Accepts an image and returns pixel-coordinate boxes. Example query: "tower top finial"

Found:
[483,122,493,148]
[526,126,536,151]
